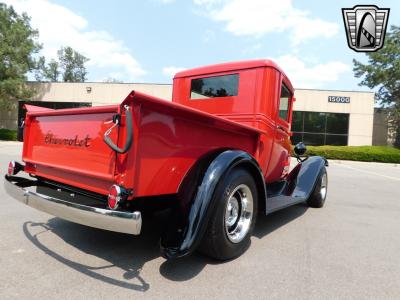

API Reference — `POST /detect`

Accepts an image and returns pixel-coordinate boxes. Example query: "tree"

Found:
[37,46,89,82]
[0,3,41,108]
[58,46,89,82]
[353,25,400,147]
[36,56,59,82]
[103,77,124,83]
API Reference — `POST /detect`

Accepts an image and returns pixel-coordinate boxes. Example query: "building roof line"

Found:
[26,81,375,93]
[295,88,375,94]
[26,81,173,86]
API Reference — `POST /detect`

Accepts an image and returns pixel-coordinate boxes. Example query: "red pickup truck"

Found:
[5,59,328,260]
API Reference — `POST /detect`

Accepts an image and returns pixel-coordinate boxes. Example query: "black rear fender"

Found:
[160,150,265,259]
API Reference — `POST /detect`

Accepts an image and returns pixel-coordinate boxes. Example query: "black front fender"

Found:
[265,156,328,214]
[292,156,328,199]
[160,150,265,259]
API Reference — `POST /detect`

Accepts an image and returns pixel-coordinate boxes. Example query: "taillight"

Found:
[7,161,23,176]
[108,185,122,210]
[7,161,15,176]
[281,154,291,178]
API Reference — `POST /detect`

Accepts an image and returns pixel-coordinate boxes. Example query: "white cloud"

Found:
[4,0,146,81]
[194,0,338,44]
[242,43,262,54]
[275,54,350,88]
[162,66,186,78]
[202,29,216,43]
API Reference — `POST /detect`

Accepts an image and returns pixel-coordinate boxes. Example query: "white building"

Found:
[1,82,376,146]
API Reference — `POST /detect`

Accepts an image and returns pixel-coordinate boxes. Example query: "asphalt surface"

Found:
[0,142,399,299]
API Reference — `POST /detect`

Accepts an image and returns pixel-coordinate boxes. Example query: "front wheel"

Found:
[307,167,328,208]
[199,168,258,260]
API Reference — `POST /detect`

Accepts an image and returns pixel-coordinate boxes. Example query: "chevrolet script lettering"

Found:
[342,5,390,52]
[44,132,91,147]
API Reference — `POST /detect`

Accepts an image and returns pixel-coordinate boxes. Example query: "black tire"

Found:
[199,168,258,260]
[307,167,328,208]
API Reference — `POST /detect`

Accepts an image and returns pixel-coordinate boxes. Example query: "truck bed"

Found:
[22,91,262,197]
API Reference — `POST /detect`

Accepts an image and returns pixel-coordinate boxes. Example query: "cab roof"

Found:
[174,59,287,79]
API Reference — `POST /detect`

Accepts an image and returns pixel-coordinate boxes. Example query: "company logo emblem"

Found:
[342,5,390,52]
[44,132,91,147]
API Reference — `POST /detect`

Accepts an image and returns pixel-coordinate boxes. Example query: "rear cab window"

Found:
[190,74,239,99]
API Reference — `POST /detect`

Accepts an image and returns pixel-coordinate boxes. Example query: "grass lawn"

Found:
[303,145,400,163]
[0,129,17,141]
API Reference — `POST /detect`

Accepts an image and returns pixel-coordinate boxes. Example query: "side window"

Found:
[279,83,291,121]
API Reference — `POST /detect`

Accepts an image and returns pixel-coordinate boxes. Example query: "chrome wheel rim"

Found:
[224,184,253,243]
[320,173,327,200]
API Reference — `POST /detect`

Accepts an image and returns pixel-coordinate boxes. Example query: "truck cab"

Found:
[173,60,294,182]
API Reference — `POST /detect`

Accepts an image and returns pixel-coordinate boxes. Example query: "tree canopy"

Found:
[0,3,41,108]
[353,25,400,147]
[0,2,90,112]
[36,46,89,82]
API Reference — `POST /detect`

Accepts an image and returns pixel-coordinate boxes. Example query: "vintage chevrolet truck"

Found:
[4,60,328,260]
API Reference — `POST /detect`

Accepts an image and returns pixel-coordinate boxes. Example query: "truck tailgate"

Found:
[22,105,120,195]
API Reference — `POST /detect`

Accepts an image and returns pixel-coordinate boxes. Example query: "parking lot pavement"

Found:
[1,142,399,299]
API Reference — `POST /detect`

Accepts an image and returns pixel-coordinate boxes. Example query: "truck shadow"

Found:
[159,204,309,280]
[22,215,164,292]
[253,203,308,238]
[22,204,308,291]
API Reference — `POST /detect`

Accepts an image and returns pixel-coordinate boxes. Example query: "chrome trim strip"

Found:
[4,176,141,235]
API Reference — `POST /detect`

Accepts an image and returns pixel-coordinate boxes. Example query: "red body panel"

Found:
[23,106,119,194]
[21,59,294,198]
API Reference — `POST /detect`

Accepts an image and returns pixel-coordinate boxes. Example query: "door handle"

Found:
[276,125,292,136]
[276,125,286,131]
[277,125,290,134]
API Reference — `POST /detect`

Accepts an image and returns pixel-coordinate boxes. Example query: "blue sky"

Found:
[5,0,400,90]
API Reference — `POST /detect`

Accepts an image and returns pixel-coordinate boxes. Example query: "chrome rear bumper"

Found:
[4,176,141,235]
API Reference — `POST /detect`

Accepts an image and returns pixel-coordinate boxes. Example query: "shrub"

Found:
[298,145,400,163]
[0,129,17,141]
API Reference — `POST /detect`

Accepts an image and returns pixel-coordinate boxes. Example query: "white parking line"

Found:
[332,162,400,181]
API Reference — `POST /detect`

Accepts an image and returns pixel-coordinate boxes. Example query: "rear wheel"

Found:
[307,167,328,208]
[199,168,257,260]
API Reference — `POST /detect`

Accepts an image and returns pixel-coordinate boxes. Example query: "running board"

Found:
[264,156,328,215]
[266,194,306,214]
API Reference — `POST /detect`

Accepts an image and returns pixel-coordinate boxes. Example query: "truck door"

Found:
[267,78,293,181]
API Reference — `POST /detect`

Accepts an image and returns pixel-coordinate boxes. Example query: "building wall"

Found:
[0,82,173,130]
[293,89,375,146]
[30,82,173,105]
[372,109,389,146]
[1,83,375,146]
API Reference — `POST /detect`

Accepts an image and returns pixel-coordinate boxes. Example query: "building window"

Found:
[291,111,349,146]
[326,113,349,134]
[291,111,303,132]
[304,112,326,133]
[190,74,239,99]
